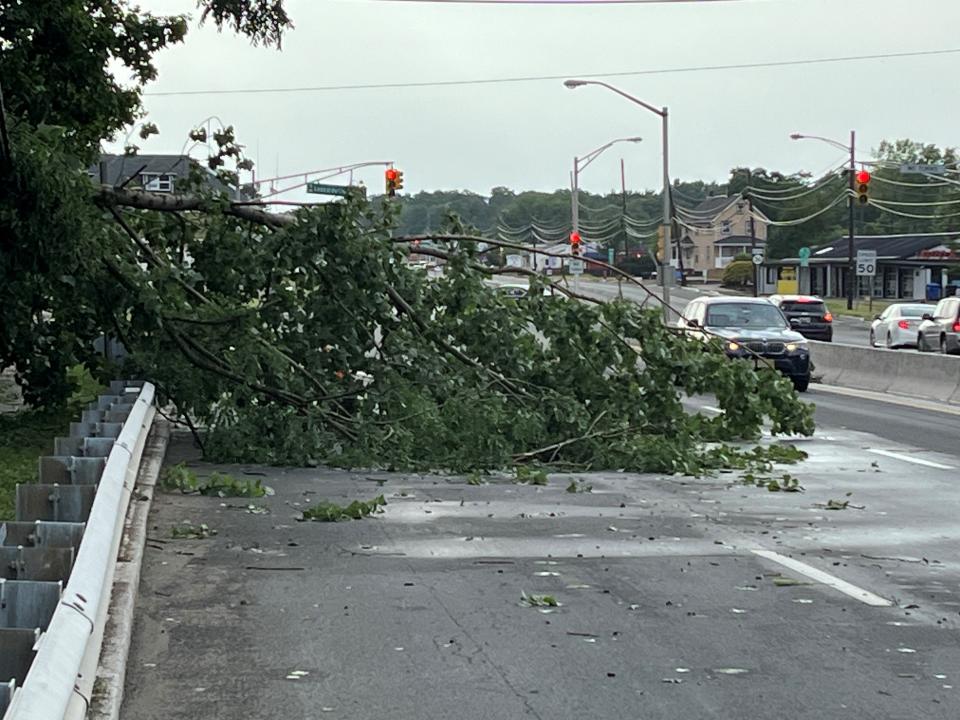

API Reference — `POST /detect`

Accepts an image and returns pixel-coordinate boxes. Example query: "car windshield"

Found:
[780,300,825,314]
[898,304,929,318]
[705,303,786,328]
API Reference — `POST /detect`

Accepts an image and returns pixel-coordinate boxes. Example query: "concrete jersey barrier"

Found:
[809,341,960,405]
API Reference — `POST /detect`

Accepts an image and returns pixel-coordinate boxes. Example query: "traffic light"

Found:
[385,168,399,197]
[855,170,871,205]
[569,231,582,256]
[395,169,404,192]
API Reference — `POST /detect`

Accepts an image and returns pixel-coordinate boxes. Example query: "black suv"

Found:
[681,296,812,391]
[767,294,833,341]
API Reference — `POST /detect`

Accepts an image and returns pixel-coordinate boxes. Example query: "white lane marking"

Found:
[751,549,892,607]
[866,448,955,470]
[811,383,960,417]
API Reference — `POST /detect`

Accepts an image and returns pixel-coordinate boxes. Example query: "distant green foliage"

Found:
[301,495,387,522]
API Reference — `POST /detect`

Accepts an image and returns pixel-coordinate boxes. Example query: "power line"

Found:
[373,0,736,4]
[143,47,960,97]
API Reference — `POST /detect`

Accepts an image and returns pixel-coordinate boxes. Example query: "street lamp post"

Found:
[564,79,672,320]
[571,136,643,235]
[790,131,856,310]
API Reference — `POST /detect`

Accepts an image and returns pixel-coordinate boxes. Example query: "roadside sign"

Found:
[607,248,615,265]
[569,259,585,275]
[899,163,946,176]
[798,246,811,268]
[306,182,356,196]
[856,249,877,276]
[751,249,764,266]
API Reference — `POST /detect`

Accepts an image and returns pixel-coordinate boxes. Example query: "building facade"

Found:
[674,196,769,279]
[89,154,244,199]
[759,234,960,300]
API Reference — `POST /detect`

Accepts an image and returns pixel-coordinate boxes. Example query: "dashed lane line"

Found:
[751,549,893,607]
[866,448,955,470]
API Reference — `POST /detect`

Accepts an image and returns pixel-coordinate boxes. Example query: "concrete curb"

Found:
[89,419,171,720]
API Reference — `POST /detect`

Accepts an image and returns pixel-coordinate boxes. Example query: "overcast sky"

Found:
[122,0,960,201]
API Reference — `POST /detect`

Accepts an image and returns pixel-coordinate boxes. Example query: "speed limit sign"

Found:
[856,249,877,276]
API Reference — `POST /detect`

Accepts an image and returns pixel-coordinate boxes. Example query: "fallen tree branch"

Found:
[400,235,776,370]
[407,246,604,306]
[97,185,294,228]
[383,282,534,401]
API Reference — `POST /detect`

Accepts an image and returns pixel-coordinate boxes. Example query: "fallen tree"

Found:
[0,1,813,475]
[91,189,814,472]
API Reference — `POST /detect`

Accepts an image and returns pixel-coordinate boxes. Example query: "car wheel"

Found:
[941,335,948,354]
[885,332,893,349]
[869,330,876,347]
[792,375,810,393]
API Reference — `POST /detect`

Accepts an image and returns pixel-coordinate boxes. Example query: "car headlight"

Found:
[727,341,740,352]
[785,341,807,353]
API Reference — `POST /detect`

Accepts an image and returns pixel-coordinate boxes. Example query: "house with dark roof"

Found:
[760,233,960,300]
[88,154,244,199]
[675,195,769,279]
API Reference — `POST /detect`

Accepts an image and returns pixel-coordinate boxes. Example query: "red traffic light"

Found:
[569,232,581,245]
[855,170,871,185]
[385,168,399,181]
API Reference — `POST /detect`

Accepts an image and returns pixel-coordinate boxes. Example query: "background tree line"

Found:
[393,139,960,262]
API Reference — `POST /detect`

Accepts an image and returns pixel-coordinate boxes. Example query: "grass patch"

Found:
[824,297,902,321]
[0,366,104,521]
[0,410,64,521]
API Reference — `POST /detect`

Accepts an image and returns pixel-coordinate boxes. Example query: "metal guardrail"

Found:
[1,381,156,720]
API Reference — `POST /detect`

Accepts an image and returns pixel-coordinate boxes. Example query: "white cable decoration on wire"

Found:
[869,173,956,189]
[868,200,960,220]
[750,192,849,227]
[747,176,844,203]
[866,196,960,207]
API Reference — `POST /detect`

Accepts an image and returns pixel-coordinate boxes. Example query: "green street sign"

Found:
[798,246,811,267]
[306,182,352,196]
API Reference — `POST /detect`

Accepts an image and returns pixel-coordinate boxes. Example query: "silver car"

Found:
[917,296,960,354]
[869,302,931,349]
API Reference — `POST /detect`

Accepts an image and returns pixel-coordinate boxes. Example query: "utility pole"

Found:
[745,168,758,297]
[847,129,856,311]
[748,194,758,297]
[661,109,672,315]
[620,158,628,264]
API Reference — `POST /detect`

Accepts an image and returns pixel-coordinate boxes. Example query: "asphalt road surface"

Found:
[123,387,960,719]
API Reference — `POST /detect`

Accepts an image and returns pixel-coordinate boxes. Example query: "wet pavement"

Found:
[122,404,960,719]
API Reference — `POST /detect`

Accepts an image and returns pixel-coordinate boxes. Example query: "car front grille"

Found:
[743,341,784,355]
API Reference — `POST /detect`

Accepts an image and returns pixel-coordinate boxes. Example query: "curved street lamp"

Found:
[791,130,857,309]
[564,79,673,314]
